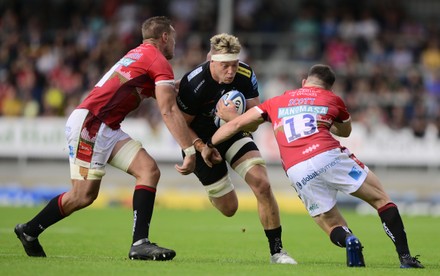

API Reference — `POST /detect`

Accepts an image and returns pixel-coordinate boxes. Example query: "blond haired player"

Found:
[177,33,296,264]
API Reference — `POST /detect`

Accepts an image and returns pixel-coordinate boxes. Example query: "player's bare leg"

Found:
[313,206,365,267]
[209,191,239,217]
[233,151,296,264]
[15,178,101,257]
[111,144,176,261]
[351,171,424,268]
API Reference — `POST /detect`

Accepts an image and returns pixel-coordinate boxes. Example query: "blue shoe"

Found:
[346,235,365,267]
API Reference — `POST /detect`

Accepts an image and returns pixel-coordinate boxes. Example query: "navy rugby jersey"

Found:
[177,61,259,138]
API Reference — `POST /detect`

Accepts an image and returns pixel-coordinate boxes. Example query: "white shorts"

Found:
[65,109,130,177]
[286,147,369,217]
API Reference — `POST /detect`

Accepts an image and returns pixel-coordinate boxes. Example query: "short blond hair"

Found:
[209,33,241,54]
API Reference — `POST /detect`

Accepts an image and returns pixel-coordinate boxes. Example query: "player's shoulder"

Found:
[183,61,209,84]
[320,88,343,101]
[179,61,210,94]
[237,61,254,79]
[130,43,171,69]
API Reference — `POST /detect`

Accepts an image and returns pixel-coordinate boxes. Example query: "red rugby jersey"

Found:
[256,87,350,170]
[78,43,174,129]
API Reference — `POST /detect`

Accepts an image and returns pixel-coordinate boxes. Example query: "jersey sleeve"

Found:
[255,100,271,122]
[149,55,174,86]
[176,75,199,115]
[237,63,259,99]
[334,95,350,122]
[248,70,259,98]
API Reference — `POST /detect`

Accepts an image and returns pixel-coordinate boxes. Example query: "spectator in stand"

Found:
[0,0,438,139]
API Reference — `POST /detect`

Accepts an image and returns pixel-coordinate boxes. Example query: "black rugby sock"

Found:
[265,226,283,255]
[330,225,352,247]
[132,185,156,244]
[378,202,410,255]
[25,193,67,237]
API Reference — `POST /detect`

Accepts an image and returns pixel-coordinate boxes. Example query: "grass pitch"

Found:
[0,205,438,275]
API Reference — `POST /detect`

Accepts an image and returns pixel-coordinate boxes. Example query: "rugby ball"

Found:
[214,90,246,127]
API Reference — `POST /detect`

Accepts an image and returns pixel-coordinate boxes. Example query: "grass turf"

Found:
[0,205,438,275]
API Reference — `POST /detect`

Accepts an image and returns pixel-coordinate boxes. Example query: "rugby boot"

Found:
[129,239,176,261]
[14,223,46,257]
[399,254,424,268]
[270,249,298,264]
[346,235,365,267]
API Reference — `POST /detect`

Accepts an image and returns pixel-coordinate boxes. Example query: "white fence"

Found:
[1,118,440,167]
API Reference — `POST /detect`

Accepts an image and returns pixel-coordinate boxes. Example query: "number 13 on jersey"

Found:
[283,113,318,142]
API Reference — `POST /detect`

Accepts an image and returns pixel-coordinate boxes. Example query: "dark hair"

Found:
[308,64,336,88]
[141,16,173,40]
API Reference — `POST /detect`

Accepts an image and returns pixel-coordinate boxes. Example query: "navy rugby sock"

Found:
[132,185,156,244]
[25,193,67,237]
[265,226,283,255]
[378,202,410,255]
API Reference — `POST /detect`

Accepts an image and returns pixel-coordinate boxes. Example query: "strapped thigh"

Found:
[109,139,143,172]
[204,174,235,198]
[233,157,266,179]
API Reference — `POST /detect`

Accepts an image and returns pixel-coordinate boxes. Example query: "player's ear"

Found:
[161,32,168,43]
[301,79,306,87]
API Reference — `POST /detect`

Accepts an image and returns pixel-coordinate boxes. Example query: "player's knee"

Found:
[220,204,238,217]
[68,192,98,211]
[138,162,161,184]
[212,198,238,217]
[223,209,237,217]
[207,176,238,217]
[246,172,272,198]
[253,178,271,195]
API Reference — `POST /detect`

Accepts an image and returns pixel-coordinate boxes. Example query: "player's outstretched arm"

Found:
[155,84,196,174]
[330,119,352,137]
[209,107,264,147]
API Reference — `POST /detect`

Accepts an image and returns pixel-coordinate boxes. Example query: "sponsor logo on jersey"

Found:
[125,52,143,60]
[348,165,363,180]
[194,79,205,93]
[278,105,328,118]
[187,66,203,82]
[176,96,188,110]
[68,145,74,158]
[296,157,341,189]
[118,57,136,67]
[308,203,319,212]
[302,144,320,155]
[237,66,251,78]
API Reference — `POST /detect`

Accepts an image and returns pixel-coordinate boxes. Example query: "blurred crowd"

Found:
[1,0,440,138]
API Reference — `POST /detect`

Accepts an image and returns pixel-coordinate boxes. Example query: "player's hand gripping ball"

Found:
[214,90,246,127]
